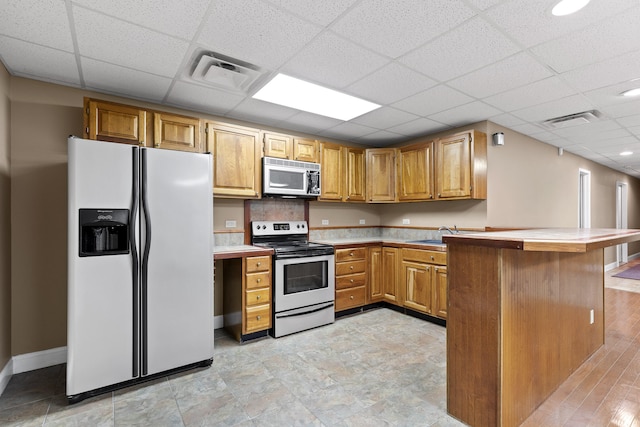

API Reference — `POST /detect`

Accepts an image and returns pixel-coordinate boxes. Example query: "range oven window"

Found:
[283,260,328,294]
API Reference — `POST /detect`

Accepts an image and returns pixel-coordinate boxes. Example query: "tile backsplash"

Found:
[249,198,305,221]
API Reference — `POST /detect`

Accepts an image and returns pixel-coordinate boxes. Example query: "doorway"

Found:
[579,169,591,228]
[616,181,629,266]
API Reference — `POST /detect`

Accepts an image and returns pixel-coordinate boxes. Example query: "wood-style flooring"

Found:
[524,258,640,426]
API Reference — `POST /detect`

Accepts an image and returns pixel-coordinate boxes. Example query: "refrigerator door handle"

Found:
[140,148,151,376]
[130,147,140,378]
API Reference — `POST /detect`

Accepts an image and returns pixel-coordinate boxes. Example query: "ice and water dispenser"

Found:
[79,209,129,257]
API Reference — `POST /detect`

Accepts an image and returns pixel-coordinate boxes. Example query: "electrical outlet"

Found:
[322,219,329,225]
[402,218,410,225]
[590,309,594,324]
[359,219,366,225]
[225,220,237,228]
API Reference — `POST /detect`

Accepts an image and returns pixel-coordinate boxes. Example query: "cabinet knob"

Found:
[437,193,441,197]
[350,265,354,270]
[431,256,434,260]
[256,295,261,300]
[257,262,261,266]
[257,278,261,283]
[349,252,354,256]
[350,279,354,283]
[350,295,354,300]
[257,315,261,320]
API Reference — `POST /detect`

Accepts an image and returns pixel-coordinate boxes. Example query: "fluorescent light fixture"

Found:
[253,74,380,121]
[551,0,590,16]
[620,151,633,156]
[621,88,640,97]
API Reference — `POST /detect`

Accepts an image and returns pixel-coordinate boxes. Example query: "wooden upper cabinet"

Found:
[435,130,487,200]
[206,122,261,199]
[366,148,396,203]
[153,112,201,152]
[263,132,318,162]
[319,142,344,201]
[263,132,292,159]
[345,146,366,202]
[398,141,434,201]
[84,99,146,146]
[293,138,318,163]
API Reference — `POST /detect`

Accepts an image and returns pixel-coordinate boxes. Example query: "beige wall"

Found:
[5,76,640,357]
[0,62,11,368]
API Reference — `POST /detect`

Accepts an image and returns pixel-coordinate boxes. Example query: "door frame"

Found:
[616,181,629,266]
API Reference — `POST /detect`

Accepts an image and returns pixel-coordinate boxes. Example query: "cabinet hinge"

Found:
[86,107,89,115]
[85,127,89,134]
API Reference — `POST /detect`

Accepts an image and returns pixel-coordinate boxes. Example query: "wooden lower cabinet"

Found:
[335,247,367,311]
[401,248,447,319]
[382,247,400,303]
[368,246,384,303]
[222,255,272,341]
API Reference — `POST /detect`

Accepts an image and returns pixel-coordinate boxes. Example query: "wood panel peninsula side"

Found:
[443,228,640,427]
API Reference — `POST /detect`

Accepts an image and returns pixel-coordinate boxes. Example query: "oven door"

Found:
[274,254,335,312]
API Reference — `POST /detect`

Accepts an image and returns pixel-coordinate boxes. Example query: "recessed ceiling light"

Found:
[551,0,590,16]
[620,151,633,156]
[252,74,380,121]
[621,88,640,98]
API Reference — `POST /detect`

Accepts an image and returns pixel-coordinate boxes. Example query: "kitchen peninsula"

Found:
[443,228,640,427]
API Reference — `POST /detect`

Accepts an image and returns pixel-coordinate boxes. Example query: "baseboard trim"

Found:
[214,314,224,330]
[0,358,13,396]
[12,346,67,375]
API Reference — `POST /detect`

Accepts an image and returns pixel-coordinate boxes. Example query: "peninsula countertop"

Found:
[442,228,640,252]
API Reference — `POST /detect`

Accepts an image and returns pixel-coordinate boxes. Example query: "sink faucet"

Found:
[439,225,458,234]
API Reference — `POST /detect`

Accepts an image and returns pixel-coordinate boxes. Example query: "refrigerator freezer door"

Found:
[67,138,138,396]
[142,148,213,376]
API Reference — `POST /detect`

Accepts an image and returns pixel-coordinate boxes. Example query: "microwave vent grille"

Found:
[264,157,320,170]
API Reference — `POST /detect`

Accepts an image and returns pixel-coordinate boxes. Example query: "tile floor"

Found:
[1,260,640,427]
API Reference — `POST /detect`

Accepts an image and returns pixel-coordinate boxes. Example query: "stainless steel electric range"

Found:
[251,220,335,338]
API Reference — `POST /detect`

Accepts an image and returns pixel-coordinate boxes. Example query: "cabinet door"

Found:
[368,247,383,303]
[85,99,146,146]
[402,260,432,314]
[366,148,396,202]
[263,132,292,159]
[153,113,201,152]
[433,266,447,319]
[436,133,471,199]
[345,147,366,202]
[398,141,434,201]
[319,142,343,201]
[382,247,399,303]
[294,138,318,163]
[207,122,261,198]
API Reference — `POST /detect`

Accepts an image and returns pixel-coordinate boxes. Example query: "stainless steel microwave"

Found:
[263,157,321,198]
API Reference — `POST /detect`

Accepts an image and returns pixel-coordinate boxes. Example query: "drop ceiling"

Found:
[1,0,640,176]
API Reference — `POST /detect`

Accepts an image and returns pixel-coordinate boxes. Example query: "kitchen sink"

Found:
[407,239,445,245]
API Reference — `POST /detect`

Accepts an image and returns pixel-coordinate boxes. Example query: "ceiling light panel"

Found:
[551,0,590,16]
[253,74,381,121]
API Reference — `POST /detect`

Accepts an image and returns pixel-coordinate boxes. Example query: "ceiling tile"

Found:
[601,99,640,119]
[392,84,473,116]
[530,8,640,73]
[282,32,389,89]
[330,0,475,58]
[618,115,640,128]
[485,0,639,48]
[387,117,449,137]
[628,126,640,137]
[400,17,519,81]
[229,98,298,126]
[81,58,172,102]
[320,121,378,140]
[483,77,577,112]
[583,82,640,108]
[71,0,210,40]
[352,107,419,130]
[346,62,437,105]
[507,122,547,136]
[488,113,526,128]
[167,81,244,115]
[0,0,73,51]
[197,0,322,70]
[447,52,552,98]
[275,111,342,134]
[560,48,640,93]
[354,130,407,146]
[267,0,359,26]
[73,6,188,78]
[464,0,504,10]
[428,101,502,127]
[0,37,79,85]
[551,119,621,138]
[511,94,594,123]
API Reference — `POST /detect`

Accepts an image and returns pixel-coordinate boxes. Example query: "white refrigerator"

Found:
[67,136,214,402]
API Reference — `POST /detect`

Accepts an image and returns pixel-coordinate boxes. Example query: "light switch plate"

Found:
[359,219,366,225]
[225,220,237,228]
[402,218,410,225]
[322,219,329,225]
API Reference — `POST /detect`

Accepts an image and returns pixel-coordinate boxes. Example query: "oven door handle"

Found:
[275,302,335,318]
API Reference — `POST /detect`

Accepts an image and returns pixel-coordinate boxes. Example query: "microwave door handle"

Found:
[268,183,288,187]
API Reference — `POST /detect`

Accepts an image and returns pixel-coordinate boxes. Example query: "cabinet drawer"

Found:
[335,248,367,262]
[246,288,271,306]
[245,304,271,333]
[336,260,366,276]
[246,256,270,273]
[336,273,366,290]
[402,248,446,265]
[246,271,270,290]
[335,286,366,311]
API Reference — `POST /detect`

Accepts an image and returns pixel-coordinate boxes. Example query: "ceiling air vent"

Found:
[540,110,603,129]
[190,52,264,93]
